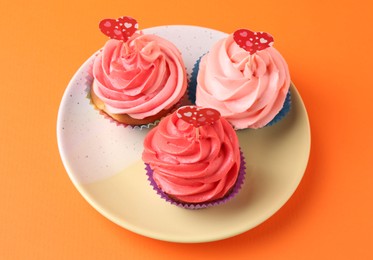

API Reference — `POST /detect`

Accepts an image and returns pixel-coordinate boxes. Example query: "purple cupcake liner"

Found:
[145,149,246,210]
[188,54,292,129]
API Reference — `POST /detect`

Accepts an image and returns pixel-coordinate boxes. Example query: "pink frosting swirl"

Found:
[142,111,241,203]
[196,34,290,129]
[92,32,187,119]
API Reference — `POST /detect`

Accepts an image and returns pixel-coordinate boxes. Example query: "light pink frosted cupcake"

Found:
[142,106,246,209]
[195,29,291,129]
[90,16,187,126]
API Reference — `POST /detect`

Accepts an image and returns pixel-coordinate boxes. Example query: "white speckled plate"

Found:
[57,25,311,243]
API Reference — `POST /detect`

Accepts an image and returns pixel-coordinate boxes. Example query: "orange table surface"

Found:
[1,0,372,259]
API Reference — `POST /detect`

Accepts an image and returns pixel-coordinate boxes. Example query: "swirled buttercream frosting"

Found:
[92,32,187,120]
[196,34,290,129]
[142,108,241,203]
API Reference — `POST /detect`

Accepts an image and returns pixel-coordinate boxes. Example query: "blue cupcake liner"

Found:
[188,55,291,128]
[145,149,246,210]
[187,55,202,104]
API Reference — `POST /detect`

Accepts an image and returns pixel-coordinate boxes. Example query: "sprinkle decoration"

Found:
[99,16,138,41]
[233,29,274,54]
[176,106,221,127]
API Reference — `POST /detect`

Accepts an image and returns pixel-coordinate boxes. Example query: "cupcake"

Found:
[193,29,291,129]
[91,16,187,126]
[142,105,245,209]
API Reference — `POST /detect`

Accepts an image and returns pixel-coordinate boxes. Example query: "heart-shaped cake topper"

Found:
[99,16,138,42]
[176,106,221,128]
[233,29,274,54]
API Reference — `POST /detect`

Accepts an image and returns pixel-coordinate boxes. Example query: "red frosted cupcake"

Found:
[90,16,187,126]
[142,106,245,209]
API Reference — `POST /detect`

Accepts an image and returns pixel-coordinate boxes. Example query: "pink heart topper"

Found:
[233,29,274,54]
[176,106,221,127]
[99,16,138,41]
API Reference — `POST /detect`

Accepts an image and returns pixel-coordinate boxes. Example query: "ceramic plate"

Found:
[57,25,311,243]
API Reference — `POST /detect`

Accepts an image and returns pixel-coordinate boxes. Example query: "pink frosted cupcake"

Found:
[195,29,291,129]
[91,16,187,126]
[142,106,245,209]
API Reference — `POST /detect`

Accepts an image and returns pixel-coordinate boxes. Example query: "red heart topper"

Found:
[233,29,274,54]
[99,16,138,42]
[176,106,221,128]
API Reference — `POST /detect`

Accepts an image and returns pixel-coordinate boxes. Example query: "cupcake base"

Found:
[145,150,246,210]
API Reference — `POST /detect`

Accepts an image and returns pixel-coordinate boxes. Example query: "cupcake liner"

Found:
[84,56,187,130]
[188,55,203,105]
[145,149,246,210]
[188,55,292,129]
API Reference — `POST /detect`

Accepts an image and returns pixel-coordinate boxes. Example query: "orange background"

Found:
[1,0,372,259]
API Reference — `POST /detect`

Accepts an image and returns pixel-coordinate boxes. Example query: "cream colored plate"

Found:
[57,25,311,243]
